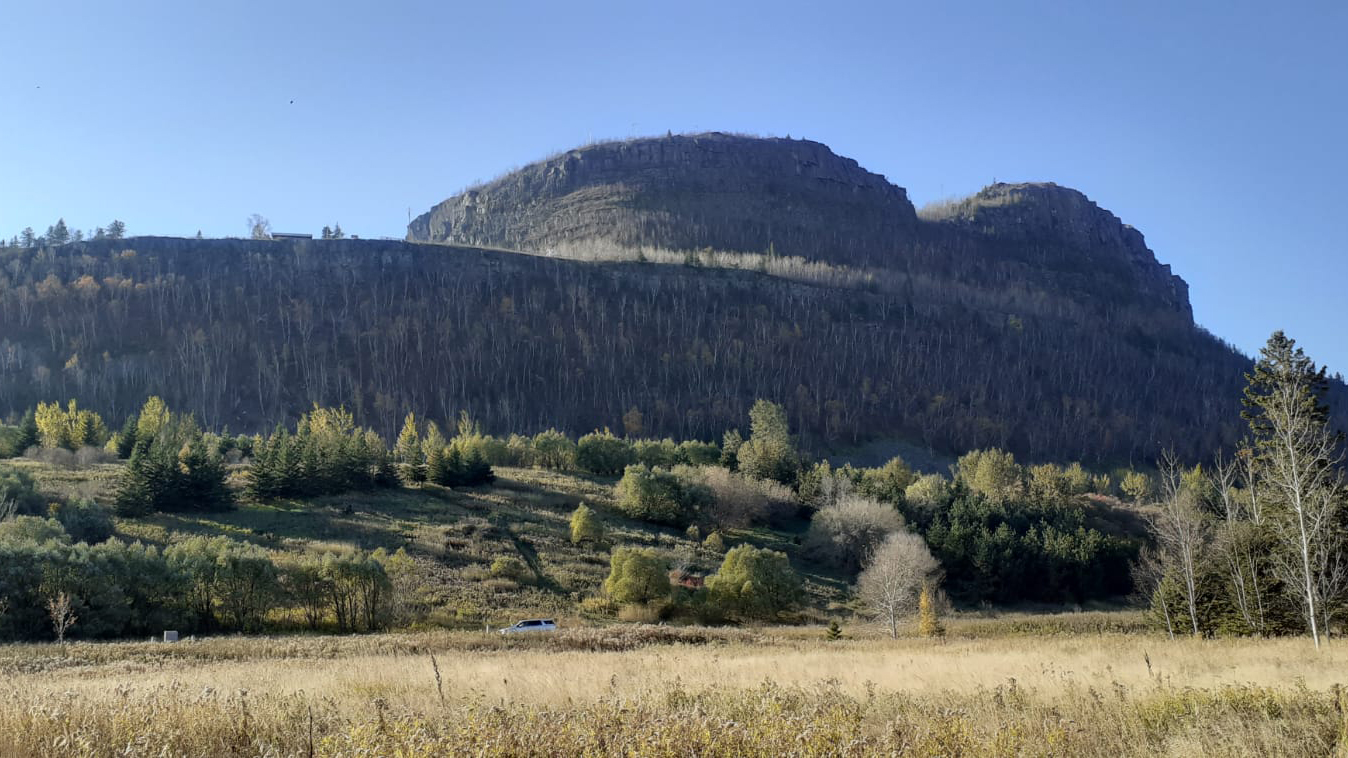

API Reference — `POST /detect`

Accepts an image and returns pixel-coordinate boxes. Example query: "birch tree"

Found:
[1242,331,1346,649]
[856,531,940,639]
[1150,449,1211,637]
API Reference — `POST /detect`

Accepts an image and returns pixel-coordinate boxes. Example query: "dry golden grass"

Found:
[2,624,1346,756]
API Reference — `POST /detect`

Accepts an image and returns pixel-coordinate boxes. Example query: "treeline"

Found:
[5,218,126,249]
[0,519,411,640]
[1,235,1323,466]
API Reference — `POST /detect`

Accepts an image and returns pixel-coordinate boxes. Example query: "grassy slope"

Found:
[7,459,852,626]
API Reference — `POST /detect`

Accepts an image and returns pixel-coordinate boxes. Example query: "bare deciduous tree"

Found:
[46,592,77,644]
[1150,449,1212,637]
[1244,331,1346,649]
[856,531,940,639]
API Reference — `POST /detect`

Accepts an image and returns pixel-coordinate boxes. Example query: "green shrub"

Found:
[48,500,114,544]
[0,465,46,516]
[569,503,605,544]
[575,430,635,475]
[706,545,801,620]
[675,440,721,466]
[490,555,530,582]
[632,439,678,468]
[614,464,705,526]
[602,547,669,605]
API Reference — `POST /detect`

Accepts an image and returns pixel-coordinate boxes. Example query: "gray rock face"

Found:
[928,182,1191,319]
[410,133,1192,324]
[409,132,919,266]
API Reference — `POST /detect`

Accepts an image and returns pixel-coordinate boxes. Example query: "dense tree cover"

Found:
[33,400,108,451]
[114,398,231,516]
[249,406,398,499]
[1,237,1326,464]
[0,512,406,641]
[925,491,1135,604]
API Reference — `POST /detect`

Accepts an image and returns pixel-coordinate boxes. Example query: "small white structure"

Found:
[163,630,179,643]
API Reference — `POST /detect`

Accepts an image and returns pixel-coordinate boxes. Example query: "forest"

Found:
[0,327,1342,647]
[3,235,1333,467]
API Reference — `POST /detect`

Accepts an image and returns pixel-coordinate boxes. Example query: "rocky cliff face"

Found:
[409,132,919,266]
[410,133,1193,326]
[926,182,1191,319]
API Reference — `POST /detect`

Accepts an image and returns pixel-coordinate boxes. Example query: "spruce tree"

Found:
[115,415,139,459]
[464,449,495,486]
[13,409,38,454]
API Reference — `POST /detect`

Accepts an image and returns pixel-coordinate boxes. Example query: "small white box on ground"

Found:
[163,631,179,643]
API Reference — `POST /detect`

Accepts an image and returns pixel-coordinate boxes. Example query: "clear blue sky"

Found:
[2,0,1344,374]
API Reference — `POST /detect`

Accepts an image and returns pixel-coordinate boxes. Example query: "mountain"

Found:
[1,134,1338,463]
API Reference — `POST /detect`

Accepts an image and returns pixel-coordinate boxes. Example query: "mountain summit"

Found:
[409,132,1190,325]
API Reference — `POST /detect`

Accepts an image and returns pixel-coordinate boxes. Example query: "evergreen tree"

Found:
[106,220,126,240]
[115,414,139,459]
[441,447,466,487]
[13,409,38,454]
[49,219,70,245]
[394,412,425,486]
[19,228,35,248]
[464,449,495,486]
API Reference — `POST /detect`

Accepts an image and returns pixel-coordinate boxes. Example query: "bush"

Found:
[490,555,531,583]
[675,440,721,466]
[735,400,798,485]
[904,473,951,516]
[703,531,726,553]
[48,500,114,544]
[858,457,915,505]
[0,465,47,516]
[632,439,678,468]
[0,515,68,545]
[531,429,577,470]
[575,430,635,475]
[614,464,705,526]
[804,495,905,573]
[569,503,605,544]
[603,548,669,605]
[684,465,797,528]
[706,545,801,620]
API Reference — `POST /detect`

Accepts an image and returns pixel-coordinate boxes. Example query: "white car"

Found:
[498,618,557,634]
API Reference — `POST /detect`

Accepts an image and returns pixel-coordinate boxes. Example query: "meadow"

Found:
[1,619,1345,756]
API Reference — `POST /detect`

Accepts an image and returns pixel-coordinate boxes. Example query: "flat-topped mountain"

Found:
[409,133,920,268]
[409,133,1191,329]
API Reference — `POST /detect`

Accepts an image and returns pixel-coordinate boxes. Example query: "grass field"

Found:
[1,622,1345,756]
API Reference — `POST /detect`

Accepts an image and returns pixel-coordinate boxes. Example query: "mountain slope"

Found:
[0,233,1279,463]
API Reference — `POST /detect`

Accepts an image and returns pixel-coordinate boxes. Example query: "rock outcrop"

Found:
[409,132,919,267]
[410,133,1192,325]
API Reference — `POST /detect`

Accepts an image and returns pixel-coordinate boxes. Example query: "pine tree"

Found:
[106,220,126,239]
[49,219,70,245]
[825,619,843,641]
